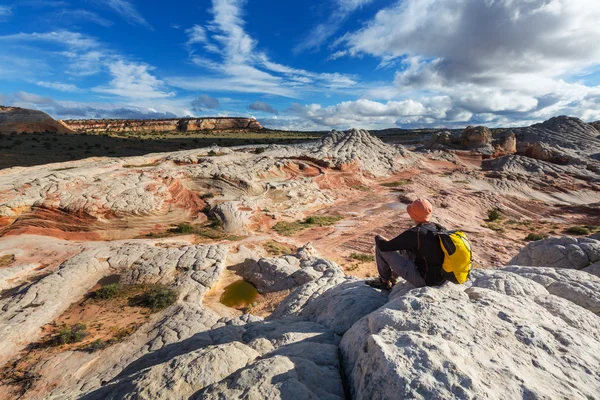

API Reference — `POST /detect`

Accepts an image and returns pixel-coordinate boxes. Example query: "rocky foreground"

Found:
[0,116,599,399]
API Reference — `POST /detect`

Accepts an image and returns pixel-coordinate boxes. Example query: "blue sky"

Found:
[1,0,600,130]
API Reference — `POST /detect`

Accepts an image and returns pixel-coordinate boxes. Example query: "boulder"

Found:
[509,236,600,270]
[210,201,250,235]
[425,131,453,149]
[235,245,344,293]
[340,279,600,399]
[494,132,517,155]
[460,125,492,148]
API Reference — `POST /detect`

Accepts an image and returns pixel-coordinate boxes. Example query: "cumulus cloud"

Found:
[191,94,220,110]
[328,0,600,126]
[248,101,278,115]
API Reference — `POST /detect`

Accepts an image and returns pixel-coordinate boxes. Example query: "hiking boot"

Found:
[365,277,392,290]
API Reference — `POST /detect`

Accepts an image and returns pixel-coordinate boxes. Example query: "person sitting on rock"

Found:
[366,198,450,290]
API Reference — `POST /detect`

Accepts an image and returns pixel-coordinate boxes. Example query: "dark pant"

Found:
[376,247,426,287]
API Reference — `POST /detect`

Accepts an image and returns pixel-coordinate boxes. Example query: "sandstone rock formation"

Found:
[311,128,409,175]
[341,269,600,399]
[425,130,454,149]
[494,132,517,155]
[509,236,600,270]
[514,116,600,165]
[460,125,493,154]
[235,244,342,293]
[0,106,74,134]
[62,117,263,133]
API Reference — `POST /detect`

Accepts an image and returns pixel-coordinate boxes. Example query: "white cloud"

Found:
[0,31,100,50]
[36,81,82,92]
[169,0,357,98]
[98,0,153,29]
[93,60,175,99]
[186,25,207,45]
[0,5,13,20]
[316,0,600,127]
[52,9,114,27]
[295,0,374,53]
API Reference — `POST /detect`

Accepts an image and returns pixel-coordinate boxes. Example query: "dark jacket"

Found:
[376,222,449,286]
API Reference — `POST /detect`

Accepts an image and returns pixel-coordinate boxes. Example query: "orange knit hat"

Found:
[407,198,433,222]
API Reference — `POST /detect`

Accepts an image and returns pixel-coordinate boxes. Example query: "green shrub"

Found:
[380,180,410,188]
[200,193,215,199]
[567,226,591,235]
[175,223,196,234]
[131,286,178,312]
[487,209,501,221]
[207,150,218,156]
[263,240,295,256]
[525,233,547,242]
[350,253,375,263]
[54,323,88,345]
[83,339,109,353]
[254,147,266,154]
[92,283,121,300]
[273,215,343,236]
[303,215,343,226]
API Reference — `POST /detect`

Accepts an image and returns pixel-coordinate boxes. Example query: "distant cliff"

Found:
[62,117,263,133]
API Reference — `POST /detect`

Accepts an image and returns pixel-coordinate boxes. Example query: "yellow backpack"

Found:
[437,230,473,284]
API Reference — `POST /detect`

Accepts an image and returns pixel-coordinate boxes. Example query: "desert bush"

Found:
[487,209,501,221]
[82,339,109,353]
[200,193,215,199]
[273,215,343,236]
[92,283,121,300]
[174,223,196,234]
[566,226,590,235]
[350,253,375,263]
[207,150,217,156]
[525,233,547,242]
[263,240,295,256]
[380,180,411,188]
[255,147,266,154]
[53,323,89,345]
[130,286,178,311]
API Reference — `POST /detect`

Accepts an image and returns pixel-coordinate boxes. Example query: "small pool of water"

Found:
[220,280,259,308]
[96,274,121,286]
[386,202,407,210]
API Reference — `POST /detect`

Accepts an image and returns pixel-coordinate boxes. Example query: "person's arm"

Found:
[376,229,418,252]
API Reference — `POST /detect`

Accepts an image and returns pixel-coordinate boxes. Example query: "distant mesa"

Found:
[61,117,263,133]
[0,106,263,134]
[0,106,74,134]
